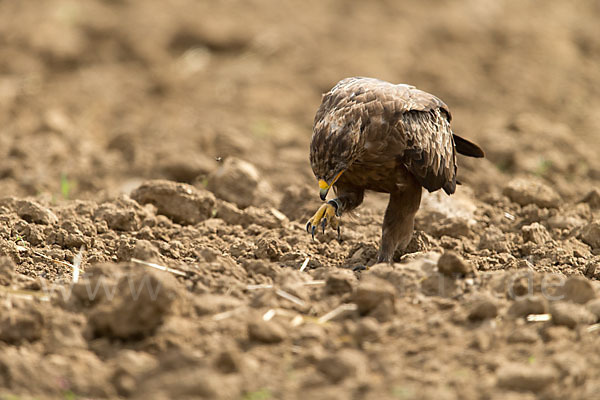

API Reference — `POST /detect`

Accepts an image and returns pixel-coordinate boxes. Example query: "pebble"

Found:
[507,295,549,318]
[582,188,600,209]
[353,276,396,321]
[580,220,600,249]
[550,302,596,329]
[131,180,216,225]
[503,178,561,208]
[88,269,179,339]
[247,319,287,343]
[496,363,558,392]
[467,295,498,321]
[521,222,552,245]
[561,275,596,304]
[437,250,473,277]
[15,199,58,225]
[206,157,273,209]
[316,349,366,383]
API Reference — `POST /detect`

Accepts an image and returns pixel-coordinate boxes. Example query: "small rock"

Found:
[88,269,180,339]
[131,180,216,225]
[0,300,45,344]
[326,270,357,295]
[254,234,291,261]
[95,201,141,232]
[496,363,558,392]
[353,276,396,321]
[132,239,161,262]
[503,178,561,208]
[507,295,549,318]
[437,250,473,277]
[580,221,600,249]
[467,295,498,321]
[582,188,600,209]
[15,199,58,225]
[316,349,366,383]
[561,275,596,304]
[243,206,289,229]
[207,157,273,209]
[521,222,552,244]
[550,302,596,329]
[247,319,287,343]
[215,201,244,225]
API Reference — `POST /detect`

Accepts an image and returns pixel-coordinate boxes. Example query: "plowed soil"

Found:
[2,1,600,399]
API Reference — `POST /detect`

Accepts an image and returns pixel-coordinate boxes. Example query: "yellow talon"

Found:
[306,203,340,240]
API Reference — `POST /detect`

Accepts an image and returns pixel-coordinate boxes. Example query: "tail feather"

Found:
[453,134,485,158]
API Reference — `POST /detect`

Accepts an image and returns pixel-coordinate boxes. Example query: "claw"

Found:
[311,225,317,240]
[306,202,341,241]
[306,221,311,233]
[321,218,327,234]
[337,226,341,241]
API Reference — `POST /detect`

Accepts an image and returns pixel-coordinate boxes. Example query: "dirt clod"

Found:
[437,250,473,277]
[496,363,558,392]
[353,276,396,321]
[503,178,561,208]
[131,180,216,225]
[248,318,287,343]
[561,276,596,304]
[88,269,180,339]
[550,302,596,329]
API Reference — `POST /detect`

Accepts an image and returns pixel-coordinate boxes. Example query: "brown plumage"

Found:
[306,77,484,263]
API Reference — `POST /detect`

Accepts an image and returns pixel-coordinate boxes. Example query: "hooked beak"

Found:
[318,170,344,201]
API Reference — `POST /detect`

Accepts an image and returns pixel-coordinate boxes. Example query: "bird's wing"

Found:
[329,78,457,195]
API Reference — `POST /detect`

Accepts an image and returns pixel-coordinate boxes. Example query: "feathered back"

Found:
[311,77,463,194]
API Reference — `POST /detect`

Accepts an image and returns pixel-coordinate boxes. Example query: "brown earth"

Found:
[2,0,600,399]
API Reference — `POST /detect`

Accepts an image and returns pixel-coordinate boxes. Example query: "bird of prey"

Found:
[306,77,484,263]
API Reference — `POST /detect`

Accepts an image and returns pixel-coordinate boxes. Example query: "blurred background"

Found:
[1,0,599,202]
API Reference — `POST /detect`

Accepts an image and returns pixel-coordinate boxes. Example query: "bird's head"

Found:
[309,121,360,201]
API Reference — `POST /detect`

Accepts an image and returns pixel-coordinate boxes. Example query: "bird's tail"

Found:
[453,134,485,158]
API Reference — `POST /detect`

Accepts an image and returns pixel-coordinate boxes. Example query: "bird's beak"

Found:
[319,180,330,201]
[318,170,344,201]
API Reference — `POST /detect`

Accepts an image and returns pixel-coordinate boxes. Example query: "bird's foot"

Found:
[306,201,340,240]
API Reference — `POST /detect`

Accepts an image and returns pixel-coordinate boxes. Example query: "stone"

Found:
[467,295,498,321]
[508,295,549,318]
[15,199,58,225]
[550,302,596,329]
[132,239,161,262]
[561,275,596,304]
[496,363,558,392]
[521,222,552,245]
[247,319,287,343]
[503,178,561,208]
[316,349,366,383]
[131,180,216,225]
[437,250,473,277]
[582,188,600,209]
[88,269,179,339]
[206,157,273,209]
[580,221,600,249]
[353,276,396,321]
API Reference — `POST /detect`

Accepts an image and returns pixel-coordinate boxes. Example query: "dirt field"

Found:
[2,0,600,399]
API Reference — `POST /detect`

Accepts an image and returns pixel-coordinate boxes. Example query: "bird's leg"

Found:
[306,185,364,241]
[377,180,422,263]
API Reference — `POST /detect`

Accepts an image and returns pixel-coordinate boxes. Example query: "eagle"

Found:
[306,77,484,263]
